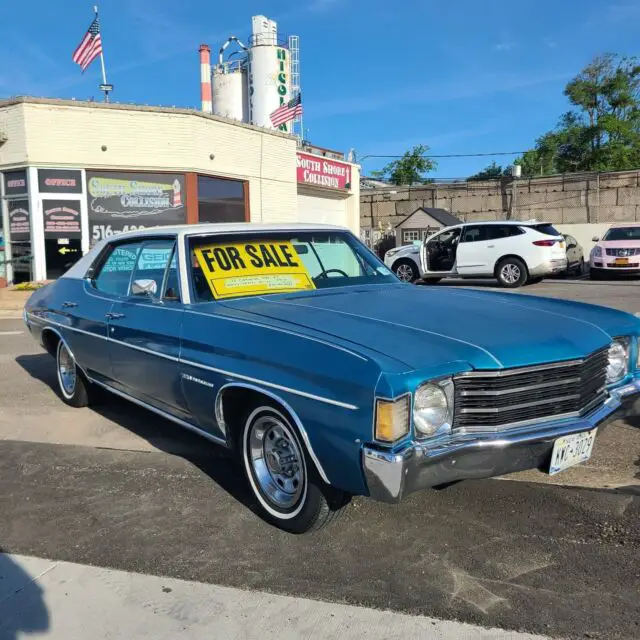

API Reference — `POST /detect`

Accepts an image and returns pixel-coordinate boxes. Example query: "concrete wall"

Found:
[3,99,299,224]
[361,171,640,235]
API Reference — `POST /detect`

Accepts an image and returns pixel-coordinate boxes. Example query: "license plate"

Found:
[549,429,597,475]
[615,257,629,265]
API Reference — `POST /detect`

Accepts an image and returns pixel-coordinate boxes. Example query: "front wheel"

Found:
[392,259,420,283]
[496,257,528,288]
[241,404,349,533]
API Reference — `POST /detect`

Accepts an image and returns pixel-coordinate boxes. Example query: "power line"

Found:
[359,151,526,161]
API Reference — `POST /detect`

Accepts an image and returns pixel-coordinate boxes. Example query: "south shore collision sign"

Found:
[195,241,315,299]
[296,152,351,191]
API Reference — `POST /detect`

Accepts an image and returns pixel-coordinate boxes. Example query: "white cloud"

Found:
[492,42,516,52]
[308,71,572,119]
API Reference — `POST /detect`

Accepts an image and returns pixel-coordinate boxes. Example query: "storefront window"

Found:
[197,176,245,223]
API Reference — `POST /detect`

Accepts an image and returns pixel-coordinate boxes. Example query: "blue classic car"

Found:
[24,223,640,533]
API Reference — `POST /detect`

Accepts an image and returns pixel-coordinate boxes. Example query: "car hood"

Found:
[223,285,638,371]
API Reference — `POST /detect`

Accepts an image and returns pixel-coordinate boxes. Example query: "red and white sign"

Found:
[296,152,351,191]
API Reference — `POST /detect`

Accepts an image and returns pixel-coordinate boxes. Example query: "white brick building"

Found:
[0,97,359,284]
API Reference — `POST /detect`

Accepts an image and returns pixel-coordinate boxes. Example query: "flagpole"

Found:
[94,5,111,103]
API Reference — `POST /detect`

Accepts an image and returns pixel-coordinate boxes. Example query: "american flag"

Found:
[72,17,103,72]
[270,94,303,128]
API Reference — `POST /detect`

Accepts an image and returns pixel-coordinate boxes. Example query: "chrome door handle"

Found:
[105,312,125,320]
[62,301,78,308]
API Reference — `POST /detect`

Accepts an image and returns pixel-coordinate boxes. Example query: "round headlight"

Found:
[606,340,628,384]
[414,383,452,438]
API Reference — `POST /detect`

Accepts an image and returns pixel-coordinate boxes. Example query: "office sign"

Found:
[43,200,82,238]
[4,170,28,196]
[38,169,83,194]
[86,171,186,243]
[8,200,30,240]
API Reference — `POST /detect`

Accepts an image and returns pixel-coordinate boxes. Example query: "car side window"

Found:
[130,239,178,300]
[93,242,143,296]
[461,226,487,243]
[486,225,524,240]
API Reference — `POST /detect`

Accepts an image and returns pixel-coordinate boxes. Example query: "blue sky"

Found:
[1,0,639,178]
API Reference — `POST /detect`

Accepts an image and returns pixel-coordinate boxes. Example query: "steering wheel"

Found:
[315,268,349,280]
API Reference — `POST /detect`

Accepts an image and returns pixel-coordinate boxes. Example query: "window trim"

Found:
[85,234,179,301]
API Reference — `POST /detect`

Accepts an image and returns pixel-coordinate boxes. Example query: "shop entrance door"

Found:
[42,199,83,279]
[45,238,82,279]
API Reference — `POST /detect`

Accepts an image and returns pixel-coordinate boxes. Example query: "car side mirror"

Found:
[592,236,599,242]
[131,279,158,297]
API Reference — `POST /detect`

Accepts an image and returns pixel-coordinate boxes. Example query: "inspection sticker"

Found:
[194,241,316,299]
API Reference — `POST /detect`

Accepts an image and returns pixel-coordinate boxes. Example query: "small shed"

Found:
[395,207,461,246]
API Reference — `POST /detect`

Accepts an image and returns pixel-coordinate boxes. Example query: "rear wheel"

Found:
[496,257,528,288]
[393,259,419,283]
[56,340,90,407]
[241,404,349,533]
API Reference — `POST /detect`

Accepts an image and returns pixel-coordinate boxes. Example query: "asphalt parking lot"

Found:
[1,278,639,639]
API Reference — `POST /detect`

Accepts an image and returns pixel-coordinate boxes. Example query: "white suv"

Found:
[383,221,567,288]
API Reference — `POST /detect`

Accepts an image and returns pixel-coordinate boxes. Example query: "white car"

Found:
[384,221,568,288]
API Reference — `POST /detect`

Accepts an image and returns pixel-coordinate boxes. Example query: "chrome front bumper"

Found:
[362,379,640,503]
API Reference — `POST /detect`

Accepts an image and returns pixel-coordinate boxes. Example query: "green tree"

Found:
[468,161,510,180]
[516,54,640,176]
[371,144,438,185]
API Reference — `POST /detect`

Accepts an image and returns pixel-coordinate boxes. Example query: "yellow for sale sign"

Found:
[194,241,316,299]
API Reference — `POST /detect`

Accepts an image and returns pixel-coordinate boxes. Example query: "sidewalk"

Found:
[0,288,31,317]
[0,553,547,640]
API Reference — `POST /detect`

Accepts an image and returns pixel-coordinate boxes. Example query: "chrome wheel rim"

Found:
[248,415,305,511]
[57,342,76,397]
[501,263,521,284]
[395,264,414,282]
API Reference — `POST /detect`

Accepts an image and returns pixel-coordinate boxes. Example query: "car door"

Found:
[565,235,578,267]
[455,225,491,275]
[107,238,188,420]
[420,228,460,274]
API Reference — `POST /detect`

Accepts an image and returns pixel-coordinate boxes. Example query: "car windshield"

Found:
[189,230,397,302]
[603,226,640,241]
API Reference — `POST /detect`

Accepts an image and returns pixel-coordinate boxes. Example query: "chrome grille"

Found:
[453,348,608,432]
[606,247,639,257]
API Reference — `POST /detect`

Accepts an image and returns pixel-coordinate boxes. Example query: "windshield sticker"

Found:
[194,241,316,299]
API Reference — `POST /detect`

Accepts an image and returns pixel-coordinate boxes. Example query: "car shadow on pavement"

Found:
[0,548,50,639]
[15,353,263,520]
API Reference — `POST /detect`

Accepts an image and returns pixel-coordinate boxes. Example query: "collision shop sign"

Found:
[194,241,315,299]
[296,153,351,191]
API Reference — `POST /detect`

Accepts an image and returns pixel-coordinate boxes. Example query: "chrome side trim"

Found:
[30,314,358,411]
[183,357,358,411]
[215,381,330,484]
[87,377,227,447]
[264,297,504,367]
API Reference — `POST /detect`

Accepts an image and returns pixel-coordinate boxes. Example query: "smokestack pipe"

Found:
[199,44,212,113]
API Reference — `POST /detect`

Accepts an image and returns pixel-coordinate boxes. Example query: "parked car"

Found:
[384,221,567,287]
[23,223,640,533]
[590,223,640,279]
[562,233,585,275]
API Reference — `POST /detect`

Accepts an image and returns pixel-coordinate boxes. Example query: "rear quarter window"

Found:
[527,223,561,237]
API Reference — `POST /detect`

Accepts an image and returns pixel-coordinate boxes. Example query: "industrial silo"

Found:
[247,15,291,132]
[212,37,249,122]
